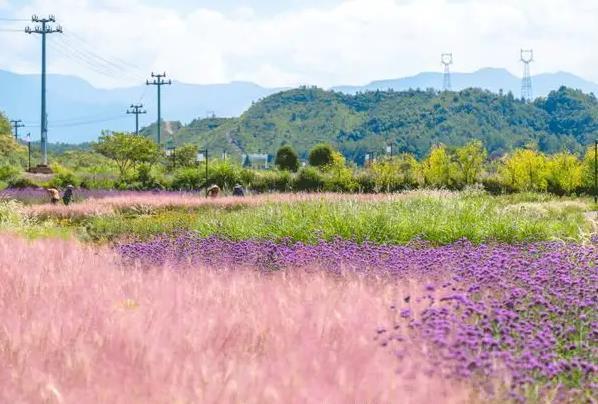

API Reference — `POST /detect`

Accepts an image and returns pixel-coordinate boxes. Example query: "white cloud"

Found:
[1,0,597,88]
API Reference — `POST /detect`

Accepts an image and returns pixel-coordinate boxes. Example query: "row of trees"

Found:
[271,141,597,195]
[39,133,598,195]
[0,123,596,196]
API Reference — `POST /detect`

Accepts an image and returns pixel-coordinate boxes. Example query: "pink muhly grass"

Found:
[0,235,471,403]
[21,190,455,220]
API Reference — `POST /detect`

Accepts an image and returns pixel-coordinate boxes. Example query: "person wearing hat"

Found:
[46,188,60,205]
[207,184,220,198]
[232,184,245,197]
[62,185,74,206]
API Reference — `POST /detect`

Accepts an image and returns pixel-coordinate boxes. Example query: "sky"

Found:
[0,0,596,89]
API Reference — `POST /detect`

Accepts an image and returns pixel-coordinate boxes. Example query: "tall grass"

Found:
[0,235,472,403]
[84,192,592,244]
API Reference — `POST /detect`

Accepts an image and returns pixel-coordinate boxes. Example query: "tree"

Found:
[94,132,160,177]
[547,152,583,194]
[455,141,487,185]
[500,149,549,191]
[275,145,299,172]
[0,111,25,166]
[309,144,335,168]
[371,154,421,192]
[582,144,598,191]
[174,144,199,168]
[421,145,457,188]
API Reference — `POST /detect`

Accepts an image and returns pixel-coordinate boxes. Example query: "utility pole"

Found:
[126,104,146,135]
[26,15,62,168]
[146,72,171,146]
[25,133,31,172]
[10,119,24,140]
[198,149,209,197]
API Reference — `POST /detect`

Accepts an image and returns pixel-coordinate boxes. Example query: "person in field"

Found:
[62,185,74,206]
[232,184,245,197]
[207,184,220,198]
[46,188,60,204]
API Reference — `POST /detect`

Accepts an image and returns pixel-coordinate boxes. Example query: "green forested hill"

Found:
[155,86,598,162]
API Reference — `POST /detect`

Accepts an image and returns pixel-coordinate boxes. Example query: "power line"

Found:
[24,115,129,128]
[65,31,146,76]
[48,36,145,83]
[0,18,29,21]
[50,115,128,128]
[62,34,145,80]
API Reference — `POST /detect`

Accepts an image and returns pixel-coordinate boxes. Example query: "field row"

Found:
[1,235,595,402]
[1,190,596,244]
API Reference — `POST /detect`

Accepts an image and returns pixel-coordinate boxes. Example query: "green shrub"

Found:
[208,161,242,190]
[172,167,202,191]
[354,171,376,193]
[308,144,335,168]
[294,167,325,192]
[7,176,38,189]
[48,165,81,188]
[0,165,20,182]
[275,145,300,172]
[250,170,292,193]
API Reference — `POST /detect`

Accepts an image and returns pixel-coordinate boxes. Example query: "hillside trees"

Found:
[158,86,598,163]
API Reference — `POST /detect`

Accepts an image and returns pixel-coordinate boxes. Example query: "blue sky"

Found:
[0,0,596,88]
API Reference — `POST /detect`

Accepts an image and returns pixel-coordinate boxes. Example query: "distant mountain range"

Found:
[1,68,597,144]
[333,68,598,96]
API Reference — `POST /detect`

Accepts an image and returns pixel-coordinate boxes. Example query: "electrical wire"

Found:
[23,114,129,128]
[49,37,145,84]
[60,33,146,82]
[65,31,146,76]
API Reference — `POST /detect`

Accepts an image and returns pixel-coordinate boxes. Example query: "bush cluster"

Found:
[1,137,596,197]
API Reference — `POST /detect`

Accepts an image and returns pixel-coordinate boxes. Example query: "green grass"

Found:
[81,193,593,244]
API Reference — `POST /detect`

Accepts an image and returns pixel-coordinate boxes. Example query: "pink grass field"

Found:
[0,235,474,403]
[21,190,455,220]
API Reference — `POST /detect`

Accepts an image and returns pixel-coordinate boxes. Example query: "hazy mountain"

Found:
[1,68,597,144]
[0,69,281,144]
[332,68,598,96]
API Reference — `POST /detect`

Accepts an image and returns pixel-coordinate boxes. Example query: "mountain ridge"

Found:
[1,68,598,144]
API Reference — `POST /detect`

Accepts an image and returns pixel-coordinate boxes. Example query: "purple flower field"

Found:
[119,234,597,401]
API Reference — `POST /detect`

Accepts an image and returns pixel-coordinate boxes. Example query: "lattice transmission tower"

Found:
[520,49,534,101]
[441,53,453,91]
